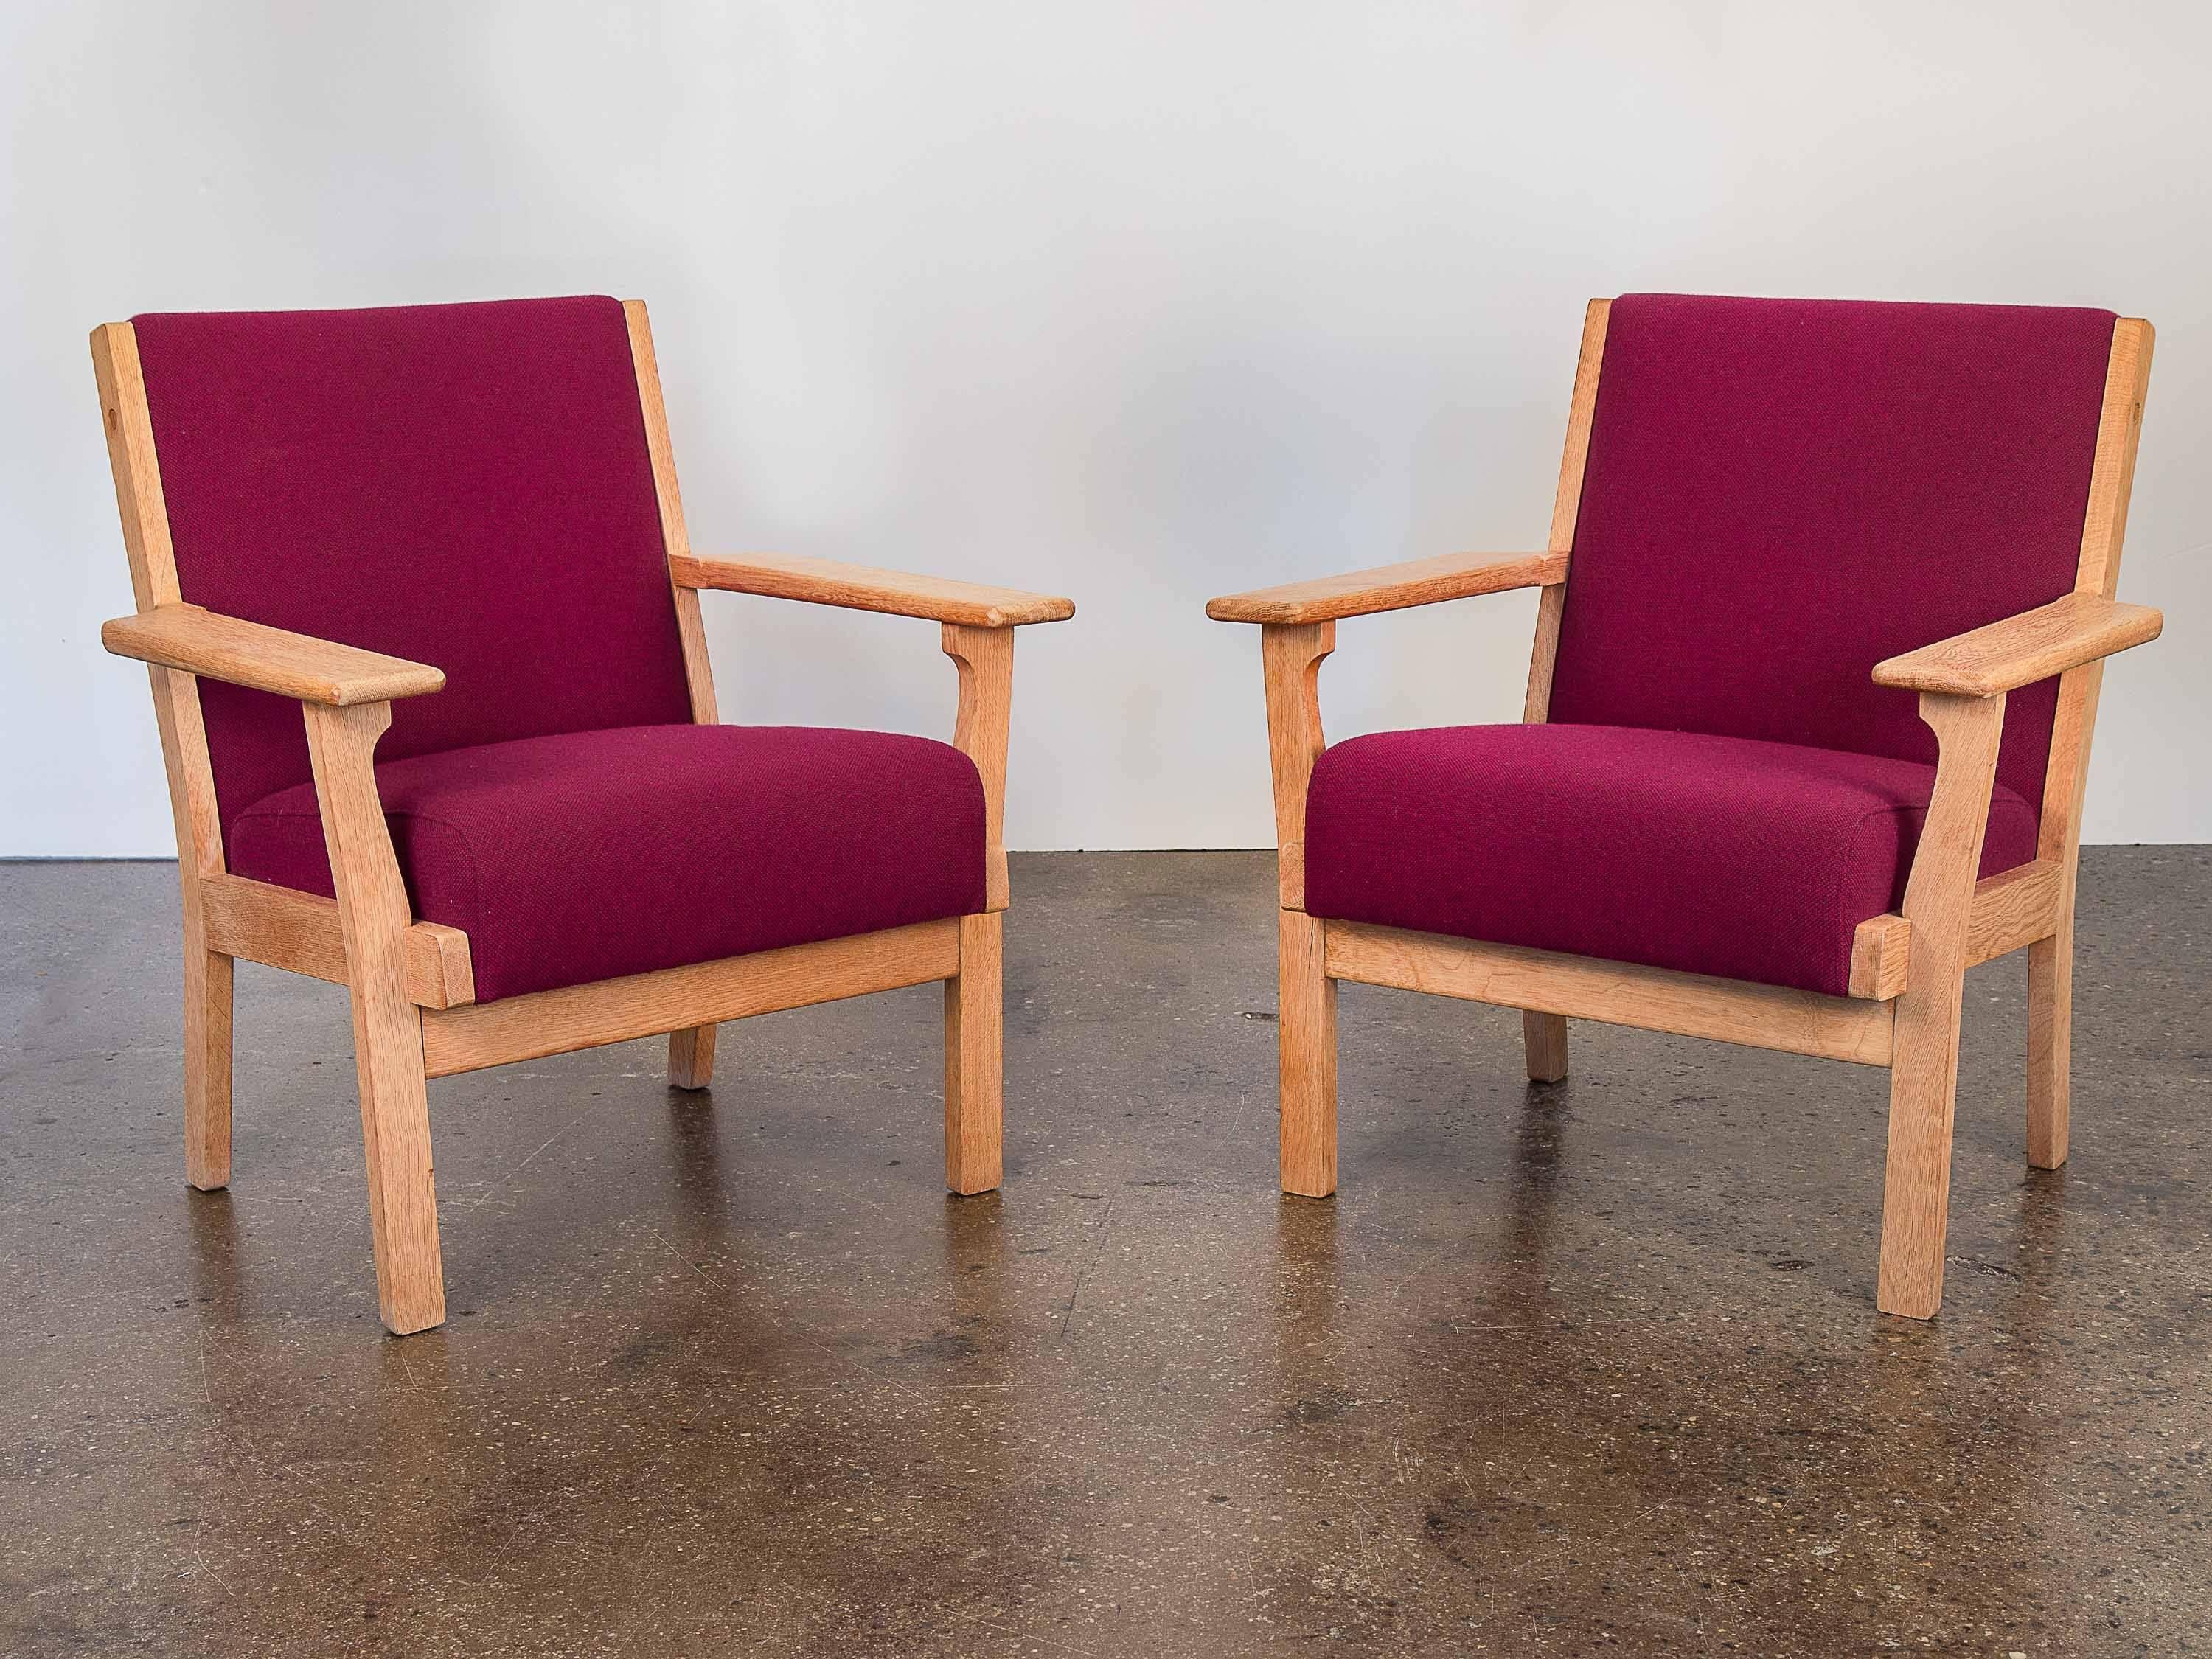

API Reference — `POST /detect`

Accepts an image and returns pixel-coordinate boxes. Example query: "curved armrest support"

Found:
[941,624,1018,911]
[1259,622,1338,909]
[672,552,1074,629]
[1874,593,2162,698]
[102,605,445,706]
[1206,551,1565,626]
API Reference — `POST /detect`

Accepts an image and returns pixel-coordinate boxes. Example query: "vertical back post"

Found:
[2026,317,2154,1168]
[1517,297,1610,1081]
[92,321,236,1186]
[623,300,722,1088]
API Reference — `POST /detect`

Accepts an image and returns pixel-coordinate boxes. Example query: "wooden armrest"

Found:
[1205,551,1567,625]
[1873,593,2163,698]
[102,605,445,706]
[671,552,1074,628]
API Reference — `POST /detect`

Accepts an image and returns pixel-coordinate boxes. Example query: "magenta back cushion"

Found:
[1547,294,2117,823]
[131,296,694,851]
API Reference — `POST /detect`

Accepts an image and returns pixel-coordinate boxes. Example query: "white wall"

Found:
[6,1,2207,854]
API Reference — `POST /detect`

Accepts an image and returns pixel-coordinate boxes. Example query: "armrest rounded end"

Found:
[102,605,447,706]
[1872,594,2163,698]
[989,594,1076,628]
[1208,551,1566,627]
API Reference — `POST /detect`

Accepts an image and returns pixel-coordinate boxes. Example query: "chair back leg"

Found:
[1279,910,1338,1197]
[2026,925,2073,1168]
[1522,1010,1569,1084]
[183,924,235,1191]
[667,1024,717,1091]
[943,911,1004,1195]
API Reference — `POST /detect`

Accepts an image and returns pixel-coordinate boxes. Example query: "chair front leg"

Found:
[1877,691,2006,1320]
[944,911,1004,1194]
[939,624,1016,1193]
[1279,910,1338,1197]
[1259,622,1339,1195]
[302,702,446,1335]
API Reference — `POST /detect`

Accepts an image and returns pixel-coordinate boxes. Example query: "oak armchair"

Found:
[94,296,1071,1335]
[1209,293,2163,1318]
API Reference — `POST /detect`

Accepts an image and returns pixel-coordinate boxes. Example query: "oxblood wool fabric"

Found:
[1548,293,2115,824]
[1303,724,2040,998]
[131,296,695,855]
[226,725,987,1004]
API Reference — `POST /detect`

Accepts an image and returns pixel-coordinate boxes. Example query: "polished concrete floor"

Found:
[2,850,2208,1657]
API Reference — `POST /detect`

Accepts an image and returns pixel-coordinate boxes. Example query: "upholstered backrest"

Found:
[1546,293,2117,823]
[132,296,695,850]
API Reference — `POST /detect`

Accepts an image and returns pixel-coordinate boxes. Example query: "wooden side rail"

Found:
[1846,859,2071,1000]
[199,874,474,1009]
[419,918,961,1077]
[1326,921,1897,1068]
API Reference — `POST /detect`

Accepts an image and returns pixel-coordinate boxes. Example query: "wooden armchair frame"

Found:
[94,303,1072,1335]
[1208,300,2162,1319]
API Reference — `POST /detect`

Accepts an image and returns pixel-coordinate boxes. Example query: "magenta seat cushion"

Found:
[227,725,987,1004]
[1303,725,2039,998]
[1550,293,2116,824]
[131,296,694,860]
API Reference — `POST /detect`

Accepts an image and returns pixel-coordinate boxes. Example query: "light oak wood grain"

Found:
[105,605,446,706]
[673,550,1074,629]
[1523,296,1611,726]
[944,625,1015,911]
[2028,319,2155,1170]
[1843,858,2061,1009]
[1843,863,2062,1001]
[1279,910,1338,1197]
[420,919,961,1079]
[93,323,236,1189]
[1873,593,2162,697]
[1205,551,1565,627]
[1260,622,1335,911]
[2073,319,2154,603]
[200,873,474,1009]
[1877,692,2007,1319]
[624,300,723,1085]
[944,912,1004,1194]
[1966,860,2064,969]
[304,702,446,1335]
[622,300,719,726]
[1848,912,1913,1001]
[91,323,182,611]
[1326,921,1896,1067]
[1522,1010,1570,1083]
[178,945,234,1191]
[666,1026,716,1091]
